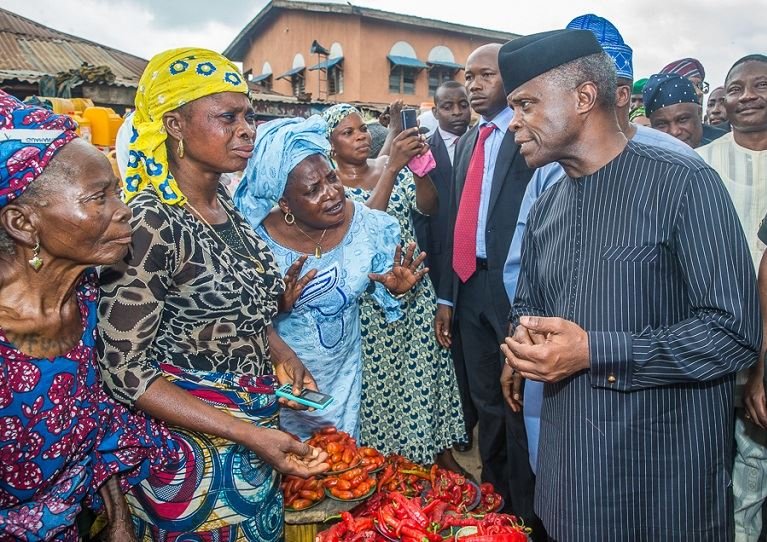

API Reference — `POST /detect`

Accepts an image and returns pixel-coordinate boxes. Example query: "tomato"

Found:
[332,462,349,472]
[331,489,354,500]
[342,448,355,465]
[326,442,342,455]
[351,486,367,498]
[319,427,338,434]
[340,467,364,481]
[331,452,343,463]
[335,479,352,491]
[356,481,370,494]
[323,478,339,488]
[348,474,365,488]
[289,498,312,510]
[299,489,321,501]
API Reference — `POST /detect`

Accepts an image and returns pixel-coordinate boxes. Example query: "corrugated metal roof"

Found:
[225,0,522,60]
[0,7,146,87]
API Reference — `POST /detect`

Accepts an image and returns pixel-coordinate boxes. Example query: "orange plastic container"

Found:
[68,112,92,143]
[82,106,123,147]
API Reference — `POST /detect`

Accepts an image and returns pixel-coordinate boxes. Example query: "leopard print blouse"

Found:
[96,187,284,406]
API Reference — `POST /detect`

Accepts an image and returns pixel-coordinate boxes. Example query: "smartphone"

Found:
[401,108,418,131]
[275,384,334,410]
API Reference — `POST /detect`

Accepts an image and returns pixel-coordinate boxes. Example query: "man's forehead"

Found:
[437,87,468,101]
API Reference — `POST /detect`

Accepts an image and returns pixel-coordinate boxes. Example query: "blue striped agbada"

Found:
[512,140,761,541]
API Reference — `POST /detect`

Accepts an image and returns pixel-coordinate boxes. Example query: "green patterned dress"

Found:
[346,168,467,464]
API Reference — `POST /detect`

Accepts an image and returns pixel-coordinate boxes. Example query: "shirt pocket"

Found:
[600,243,660,264]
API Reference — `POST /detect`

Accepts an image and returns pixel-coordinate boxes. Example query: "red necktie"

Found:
[453,123,495,283]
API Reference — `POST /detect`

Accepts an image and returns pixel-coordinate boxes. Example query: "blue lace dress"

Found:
[257,202,402,440]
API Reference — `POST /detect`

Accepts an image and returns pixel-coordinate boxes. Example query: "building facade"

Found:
[224,1,520,108]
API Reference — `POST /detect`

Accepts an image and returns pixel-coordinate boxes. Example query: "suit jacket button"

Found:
[607,375,617,384]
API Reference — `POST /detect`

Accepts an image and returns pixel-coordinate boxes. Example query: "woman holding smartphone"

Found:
[234,115,426,440]
[322,104,467,472]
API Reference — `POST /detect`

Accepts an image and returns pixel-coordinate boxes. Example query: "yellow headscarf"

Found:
[124,47,249,205]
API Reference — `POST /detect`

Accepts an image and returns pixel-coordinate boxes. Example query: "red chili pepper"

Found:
[390,492,428,528]
[450,484,462,505]
[377,505,399,535]
[428,500,451,525]
[441,515,481,528]
[399,523,441,542]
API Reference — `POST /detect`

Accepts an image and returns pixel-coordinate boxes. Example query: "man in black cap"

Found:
[499,29,761,541]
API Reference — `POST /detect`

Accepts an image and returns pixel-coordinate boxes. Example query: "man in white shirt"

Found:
[697,53,767,542]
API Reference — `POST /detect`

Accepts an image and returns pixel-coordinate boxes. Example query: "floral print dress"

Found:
[0,270,172,541]
[346,168,467,463]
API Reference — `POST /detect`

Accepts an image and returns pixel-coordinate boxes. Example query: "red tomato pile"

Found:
[282,475,324,511]
[307,427,364,473]
[323,467,377,501]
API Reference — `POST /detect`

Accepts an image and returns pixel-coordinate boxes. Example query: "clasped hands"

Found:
[500,316,590,412]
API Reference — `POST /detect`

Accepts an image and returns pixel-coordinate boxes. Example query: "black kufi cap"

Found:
[499,29,604,95]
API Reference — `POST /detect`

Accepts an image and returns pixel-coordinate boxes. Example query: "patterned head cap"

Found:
[642,74,699,117]
[661,58,705,80]
[566,14,633,80]
[124,47,249,206]
[321,103,362,139]
[0,91,78,208]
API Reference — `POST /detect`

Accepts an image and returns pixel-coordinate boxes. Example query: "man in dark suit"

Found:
[412,81,476,451]
[414,81,470,293]
[433,43,539,532]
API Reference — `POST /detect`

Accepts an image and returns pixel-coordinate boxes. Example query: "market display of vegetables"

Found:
[315,490,529,541]
[324,467,378,501]
[284,426,519,539]
[283,475,326,511]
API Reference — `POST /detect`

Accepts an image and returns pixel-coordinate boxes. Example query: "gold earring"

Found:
[28,240,43,271]
[177,139,185,159]
[284,211,295,225]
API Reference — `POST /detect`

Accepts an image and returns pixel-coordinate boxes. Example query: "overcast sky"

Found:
[4,0,765,91]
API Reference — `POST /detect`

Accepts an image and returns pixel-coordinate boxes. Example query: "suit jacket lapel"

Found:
[487,130,521,216]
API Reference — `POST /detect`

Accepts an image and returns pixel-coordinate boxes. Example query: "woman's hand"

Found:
[278,255,317,313]
[386,128,428,172]
[388,99,404,133]
[274,354,320,411]
[369,242,428,296]
[268,325,320,411]
[246,428,330,478]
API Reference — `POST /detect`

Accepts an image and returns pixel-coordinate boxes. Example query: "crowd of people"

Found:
[0,10,765,542]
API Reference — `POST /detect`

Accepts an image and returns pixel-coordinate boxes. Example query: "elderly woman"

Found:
[0,92,169,541]
[234,116,426,440]
[322,104,467,470]
[97,49,327,541]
